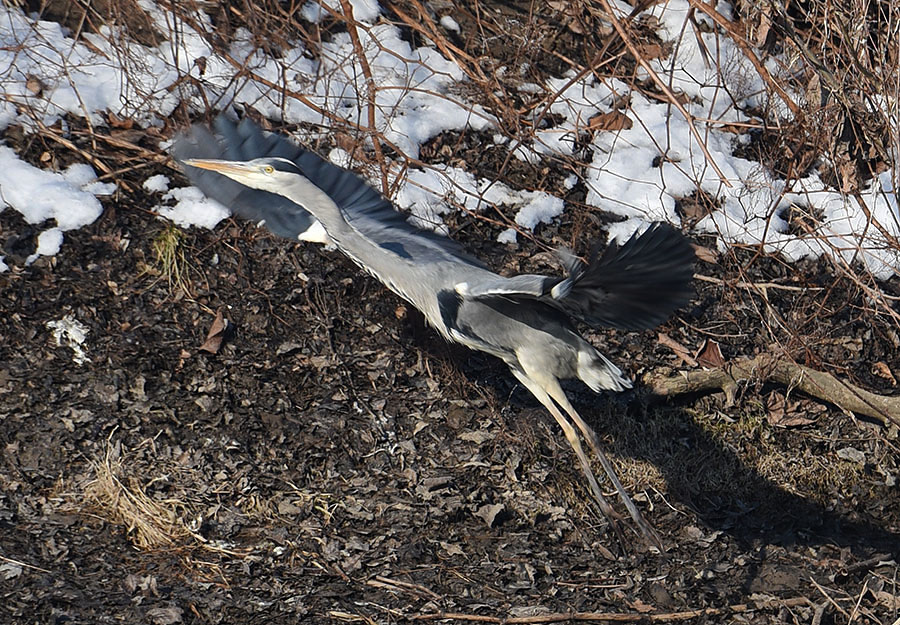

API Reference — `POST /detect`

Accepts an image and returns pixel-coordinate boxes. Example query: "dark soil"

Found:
[2,170,899,623]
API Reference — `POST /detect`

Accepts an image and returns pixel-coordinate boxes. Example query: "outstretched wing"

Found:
[171,117,322,241]
[464,223,694,331]
[173,117,480,265]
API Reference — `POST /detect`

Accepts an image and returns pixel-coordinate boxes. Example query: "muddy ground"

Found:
[2,2,900,623]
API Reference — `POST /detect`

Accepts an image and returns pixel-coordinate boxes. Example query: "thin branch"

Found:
[0,553,51,574]
[409,597,810,623]
[688,0,800,116]
[338,0,389,196]
[595,0,734,187]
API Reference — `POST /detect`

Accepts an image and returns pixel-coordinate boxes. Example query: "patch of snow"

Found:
[395,163,565,240]
[0,147,105,231]
[301,0,381,23]
[0,146,108,264]
[155,186,230,230]
[498,228,518,244]
[29,227,64,263]
[46,314,91,365]
[83,180,117,196]
[144,174,171,193]
[512,194,564,230]
[440,16,460,32]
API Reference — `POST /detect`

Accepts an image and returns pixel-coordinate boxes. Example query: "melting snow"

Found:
[0,0,896,276]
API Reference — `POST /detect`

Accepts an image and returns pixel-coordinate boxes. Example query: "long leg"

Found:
[509,368,626,538]
[542,378,664,550]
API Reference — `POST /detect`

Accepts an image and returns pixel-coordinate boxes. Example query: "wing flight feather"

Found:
[465,223,694,331]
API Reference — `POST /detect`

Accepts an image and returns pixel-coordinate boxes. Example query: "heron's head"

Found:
[181,156,302,193]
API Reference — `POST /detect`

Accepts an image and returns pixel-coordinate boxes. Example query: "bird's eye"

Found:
[263,165,275,174]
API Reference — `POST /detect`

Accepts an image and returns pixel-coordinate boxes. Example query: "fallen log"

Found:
[643,354,899,427]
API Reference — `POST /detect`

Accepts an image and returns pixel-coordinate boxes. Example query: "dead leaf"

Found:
[752,4,772,46]
[146,606,183,625]
[836,447,866,464]
[839,158,857,193]
[439,541,464,556]
[696,339,725,368]
[588,111,633,132]
[474,503,505,528]
[676,91,693,106]
[635,43,665,60]
[805,72,822,110]
[658,333,698,367]
[766,392,821,428]
[629,599,655,613]
[175,349,191,371]
[334,131,370,163]
[682,525,721,547]
[198,309,230,354]
[459,430,492,444]
[766,392,786,420]
[872,361,897,385]
[25,74,43,96]
[277,499,305,516]
[106,111,134,129]
[693,244,717,264]
[872,589,900,607]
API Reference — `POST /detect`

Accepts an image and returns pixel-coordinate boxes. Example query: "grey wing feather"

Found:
[550,222,695,330]
[171,118,318,239]
[467,223,694,331]
[460,274,554,298]
[173,117,481,266]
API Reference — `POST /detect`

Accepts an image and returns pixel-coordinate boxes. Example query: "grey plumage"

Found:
[176,117,695,548]
[172,117,477,263]
[172,117,322,241]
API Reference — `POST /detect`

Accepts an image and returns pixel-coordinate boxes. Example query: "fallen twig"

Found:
[644,354,899,427]
[410,597,810,623]
[808,577,852,621]
[0,553,51,574]
[694,274,825,293]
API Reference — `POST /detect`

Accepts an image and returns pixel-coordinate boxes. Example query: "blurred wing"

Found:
[465,223,694,331]
[173,117,480,266]
[171,117,322,241]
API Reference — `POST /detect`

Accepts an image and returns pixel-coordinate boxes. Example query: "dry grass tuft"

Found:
[149,222,193,297]
[82,438,193,550]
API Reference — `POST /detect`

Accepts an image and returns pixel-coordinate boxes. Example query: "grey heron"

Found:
[176,118,694,548]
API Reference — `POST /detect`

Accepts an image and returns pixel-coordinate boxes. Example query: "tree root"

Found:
[643,354,900,427]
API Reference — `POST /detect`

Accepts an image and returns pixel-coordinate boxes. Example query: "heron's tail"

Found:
[577,348,633,392]
[553,223,694,331]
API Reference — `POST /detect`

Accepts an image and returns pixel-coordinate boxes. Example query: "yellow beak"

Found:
[181,158,255,175]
